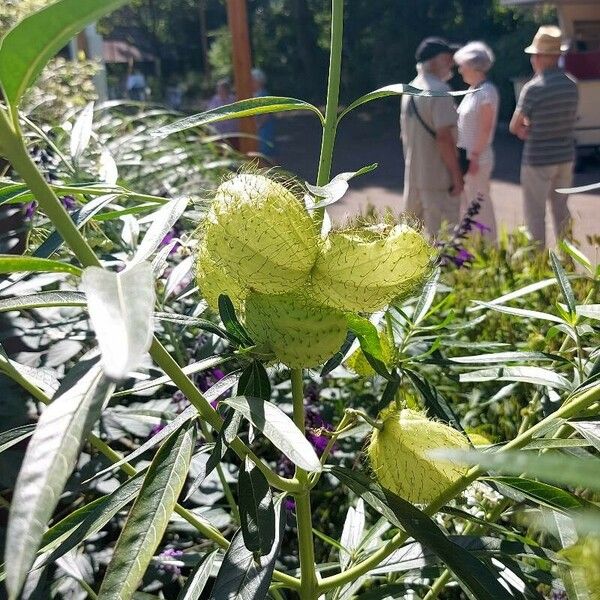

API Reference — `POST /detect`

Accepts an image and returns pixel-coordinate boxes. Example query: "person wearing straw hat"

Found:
[509,26,578,246]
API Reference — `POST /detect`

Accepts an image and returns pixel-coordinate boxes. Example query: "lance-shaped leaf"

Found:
[81,262,156,380]
[208,503,284,600]
[460,366,571,391]
[153,96,324,137]
[338,84,468,122]
[0,291,86,313]
[238,361,271,400]
[98,422,196,600]
[177,550,219,600]
[5,356,114,600]
[223,396,321,472]
[330,466,515,600]
[0,0,130,108]
[0,424,35,454]
[238,457,275,555]
[129,197,188,268]
[70,101,94,160]
[550,251,577,315]
[304,164,377,210]
[0,254,82,276]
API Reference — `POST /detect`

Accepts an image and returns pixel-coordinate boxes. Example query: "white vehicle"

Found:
[503,0,600,153]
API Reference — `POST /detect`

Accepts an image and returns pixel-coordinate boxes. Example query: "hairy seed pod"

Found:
[203,173,320,294]
[196,246,245,311]
[244,291,347,369]
[368,409,469,504]
[310,223,433,313]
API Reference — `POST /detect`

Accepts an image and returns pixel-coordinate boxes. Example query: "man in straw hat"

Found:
[509,25,578,246]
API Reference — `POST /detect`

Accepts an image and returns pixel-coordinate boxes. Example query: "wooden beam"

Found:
[226,0,258,154]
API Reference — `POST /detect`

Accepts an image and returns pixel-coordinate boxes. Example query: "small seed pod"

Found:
[203,173,320,295]
[244,291,347,369]
[310,223,433,313]
[196,245,245,311]
[368,409,469,504]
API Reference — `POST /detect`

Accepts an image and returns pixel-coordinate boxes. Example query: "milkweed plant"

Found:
[0,1,599,600]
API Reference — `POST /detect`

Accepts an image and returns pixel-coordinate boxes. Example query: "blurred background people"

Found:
[126,67,147,101]
[207,78,239,145]
[401,37,463,237]
[455,41,499,241]
[509,26,578,247]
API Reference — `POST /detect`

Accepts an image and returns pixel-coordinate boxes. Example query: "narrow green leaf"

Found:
[471,301,565,324]
[0,424,34,453]
[330,466,515,600]
[129,197,188,268]
[338,84,467,122]
[5,356,114,600]
[412,269,440,325]
[238,457,275,555]
[81,263,156,380]
[38,474,145,569]
[404,370,464,432]
[176,550,219,600]
[523,438,591,450]
[223,396,321,472]
[550,251,577,315]
[98,422,196,600]
[460,366,572,391]
[569,420,600,452]
[0,291,86,313]
[0,254,82,276]
[238,362,271,400]
[218,295,254,347]
[449,351,560,365]
[154,311,232,341]
[153,96,324,137]
[575,304,600,321]
[489,476,597,512]
[346,315,391,380]
[208,504,284,600]
[560,240,593,275]
[376,373,401,413]
[339,499,365,571]
[0,0,130,108]
[439,449,600,492]
[70,101,94,160]
[321,331,356,377]
[305,164,378,210]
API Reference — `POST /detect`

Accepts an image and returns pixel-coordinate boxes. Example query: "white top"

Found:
[457,81,499,164]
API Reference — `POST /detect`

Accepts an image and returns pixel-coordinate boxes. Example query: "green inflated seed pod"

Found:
[244,291,347,369]
[196,245,245,311]
[203,173,319,295]
[310,223,433,313]
[368,409,469,504]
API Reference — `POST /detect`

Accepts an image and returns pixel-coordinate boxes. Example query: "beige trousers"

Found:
[404,185,461,238]
[521,161,573,247]
[460,160,497,242]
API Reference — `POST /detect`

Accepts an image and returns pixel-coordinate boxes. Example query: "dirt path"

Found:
[274,106,600,262]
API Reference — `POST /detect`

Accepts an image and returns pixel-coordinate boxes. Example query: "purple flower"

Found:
[472,220,491,234]
[161,225,182,253]
[149,422,166,437]
[158,548,184,577]
[453,248,474,267]
[24,201,38,220]
[60,196,77,211]
[283,497,296,512]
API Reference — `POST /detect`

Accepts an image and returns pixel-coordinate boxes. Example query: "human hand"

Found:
[468,156,480,175]
[449,175,464,196]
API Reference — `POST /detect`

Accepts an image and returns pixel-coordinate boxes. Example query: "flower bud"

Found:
[368,409,469,504]
[203,174,319,294]
[244,291,347,369]
[310,223,433,313]
[196,246,244,311]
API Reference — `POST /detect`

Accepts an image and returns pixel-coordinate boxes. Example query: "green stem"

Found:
[1,360,300,590]
[318,380,600,593]
[315,0,344,188]
[290,368,319,600]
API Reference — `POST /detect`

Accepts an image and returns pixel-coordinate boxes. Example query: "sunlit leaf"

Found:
[177,550,219,600]
[5,356,114,599]
[0,255,82,277]
[0,424,34,454]
[98,422,196,600]
[81,262,155,380]
[69,101,94,160]
[460,366,572,391]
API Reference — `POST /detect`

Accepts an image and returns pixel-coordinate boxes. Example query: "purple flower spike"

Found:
[453,248,474,267]
[283,497,296,512]
[472,220,491,234]
[60,196,77,211]
[149,423,166,437]
[158,548,184,577]
[24,201,38,219]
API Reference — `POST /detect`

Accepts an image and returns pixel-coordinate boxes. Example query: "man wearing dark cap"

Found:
[401,37,464,236]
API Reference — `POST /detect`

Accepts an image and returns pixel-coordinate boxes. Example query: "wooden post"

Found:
[225,0,258,154]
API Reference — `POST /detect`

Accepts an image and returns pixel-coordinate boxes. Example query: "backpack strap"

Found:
[409,95,436,138]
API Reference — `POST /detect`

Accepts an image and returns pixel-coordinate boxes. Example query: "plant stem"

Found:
[315,0,344,188]
[2,361,301,590]
[0,111,301,494]
[317,380,600,593]
[290,368,319,600]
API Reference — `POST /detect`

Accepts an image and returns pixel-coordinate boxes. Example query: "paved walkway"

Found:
[274,106,600,263]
